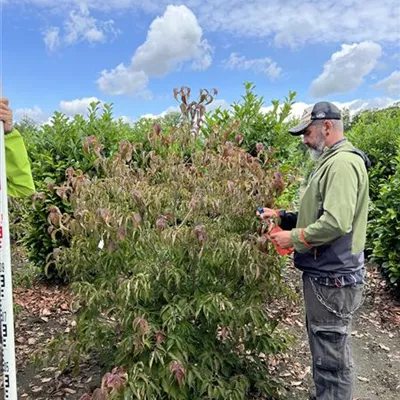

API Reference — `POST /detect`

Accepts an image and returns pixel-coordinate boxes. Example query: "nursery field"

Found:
[2,85,400,399]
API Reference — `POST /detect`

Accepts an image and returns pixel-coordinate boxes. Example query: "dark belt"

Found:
[306,268,365,287]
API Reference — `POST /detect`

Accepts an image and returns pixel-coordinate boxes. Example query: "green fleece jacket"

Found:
[4,128,35,197]
[289,140,370,276]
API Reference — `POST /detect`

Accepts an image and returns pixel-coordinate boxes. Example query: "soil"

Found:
[1,251,399,399]
[277,266,400,400]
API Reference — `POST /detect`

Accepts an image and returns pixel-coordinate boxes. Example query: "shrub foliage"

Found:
[47,123,292,399]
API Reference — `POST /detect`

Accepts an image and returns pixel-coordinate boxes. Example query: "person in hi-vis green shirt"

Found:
[0,98,35,373]
[0,98,35,197]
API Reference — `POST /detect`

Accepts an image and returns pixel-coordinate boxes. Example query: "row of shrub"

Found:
[13,104,152,276]
[11,84,400,398]
[13,83,302,280]
[14,86,400,293]
[346,106,400,294]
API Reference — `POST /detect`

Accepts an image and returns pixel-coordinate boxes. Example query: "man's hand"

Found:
[256,207,278,220]
[269,230,293,249]
[0,98,14,134]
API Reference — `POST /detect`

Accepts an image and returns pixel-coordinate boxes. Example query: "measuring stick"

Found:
[0,120,18,399]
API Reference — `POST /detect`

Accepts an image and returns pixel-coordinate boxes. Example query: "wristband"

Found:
[300,228,312,249]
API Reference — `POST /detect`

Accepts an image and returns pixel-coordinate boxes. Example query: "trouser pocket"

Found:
[310,323,352,371]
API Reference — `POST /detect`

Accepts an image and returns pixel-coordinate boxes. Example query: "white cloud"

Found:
[196,0,400,47]
[140,105,180,120]
[191,40,213,71]
[139,113,164,120]
[64,7,120,45]
[15,98,105,123]
[97,5,212,96]
[262,98,399,121]
[43,27,61,51]
[118,115,135,125]
[14,106,48,123]
[336,98,399,114]
[15,98,136,124]
[10,1,400,47]
[42,6,120,51]
[310,42,382,97]
[139,98,228,119]
[373,70,400,96]
[222,52,281,80]
[148,96,398,122]
[59,97,104,116]
[97,65,150,96]
[131,5,212,76]
[261,102,310,120]
[205,99,229,112]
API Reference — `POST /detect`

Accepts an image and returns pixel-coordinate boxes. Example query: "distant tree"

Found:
[342,108,351,131]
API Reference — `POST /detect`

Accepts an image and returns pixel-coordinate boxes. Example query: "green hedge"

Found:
[346,106,400,292]
[370,155,400,294]
[15,87,299,280]
[15,104,150,278]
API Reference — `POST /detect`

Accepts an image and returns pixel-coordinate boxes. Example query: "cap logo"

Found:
[316,112,326,118]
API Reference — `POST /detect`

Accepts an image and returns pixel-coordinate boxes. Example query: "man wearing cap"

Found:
[260,102,370,400]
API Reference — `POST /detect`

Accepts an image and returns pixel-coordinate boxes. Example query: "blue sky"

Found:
[1,0,399,123]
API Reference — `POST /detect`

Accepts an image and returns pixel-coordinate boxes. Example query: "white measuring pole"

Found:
[0,120,18,399]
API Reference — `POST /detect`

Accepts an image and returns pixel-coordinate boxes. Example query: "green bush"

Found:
[346,106,400,200]
[47,133,292,399]
[204,82,305,208]
[370,155,400,294]
[15,88,301,280]
[204,83,301,160]
[15,103,176,278]
[346,106,400,291]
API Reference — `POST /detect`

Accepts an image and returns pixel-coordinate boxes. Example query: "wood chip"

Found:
[62,388,77,394]
[379,343,390,352]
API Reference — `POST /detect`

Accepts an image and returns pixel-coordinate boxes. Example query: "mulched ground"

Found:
[1,260,399,399]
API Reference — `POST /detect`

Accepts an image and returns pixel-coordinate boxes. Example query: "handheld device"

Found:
[257,206,294,256]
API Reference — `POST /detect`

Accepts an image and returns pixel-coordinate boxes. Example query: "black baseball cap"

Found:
[289,101,342,135]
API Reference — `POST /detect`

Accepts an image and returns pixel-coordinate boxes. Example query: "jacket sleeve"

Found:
[290,159,359,253]
[5,129,35,198]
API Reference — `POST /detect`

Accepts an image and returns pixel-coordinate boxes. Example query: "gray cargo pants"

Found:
[303,275,364,400]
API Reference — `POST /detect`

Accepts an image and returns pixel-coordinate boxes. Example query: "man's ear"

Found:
[324,120,333,135]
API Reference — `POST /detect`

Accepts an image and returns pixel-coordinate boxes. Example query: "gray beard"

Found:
[309,148,324,160]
